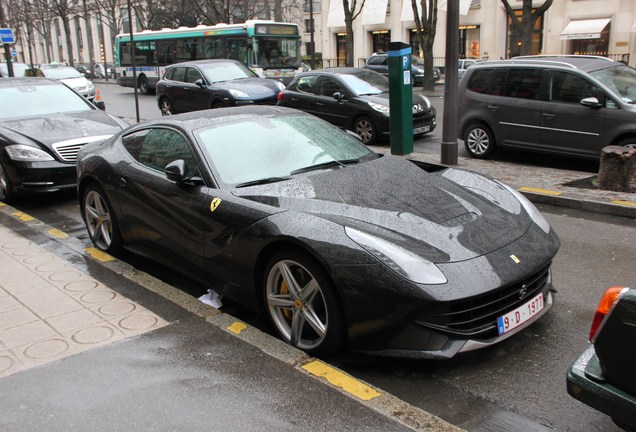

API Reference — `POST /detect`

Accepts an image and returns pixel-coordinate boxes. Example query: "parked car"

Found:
[0,62,30,78]
[77,105,560,358]
[458,55,636,160]
[74,63,94,79]
[94,63,113,79]
[0,78,128,202]
[567,286,636,431]
[277,68,436,145]
[457,59,482,81]
[364,52,441,85]
[35,63,97,102]
[156,59,285,116]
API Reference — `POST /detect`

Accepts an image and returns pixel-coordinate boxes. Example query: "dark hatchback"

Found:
[156,59,285,115]
[567,286,636,431]
[364,52,441,85]
[277,68,436,145]
[0,78,128,202]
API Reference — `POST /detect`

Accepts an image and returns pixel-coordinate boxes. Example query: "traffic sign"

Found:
[0,28,15,44]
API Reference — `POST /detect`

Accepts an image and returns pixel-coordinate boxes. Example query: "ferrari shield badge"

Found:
[210,198,222,212]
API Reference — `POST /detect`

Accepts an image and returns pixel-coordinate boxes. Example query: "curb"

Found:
[0,201,463,432]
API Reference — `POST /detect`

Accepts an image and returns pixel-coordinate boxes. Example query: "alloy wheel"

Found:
[84,190,114,250]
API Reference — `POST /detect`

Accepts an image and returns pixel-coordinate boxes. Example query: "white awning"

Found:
[327,0,345,28]
[560,18,610,40]
[362,0,389,25]
[401,0,472,21]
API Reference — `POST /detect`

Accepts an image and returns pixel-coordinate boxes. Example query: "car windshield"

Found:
[201,62,257,83]
[41,67,83,79]
[0,63,30,77]
[0,83,92,120]
[589,64,636,103]
[339,71,389,96]
[195,114,376,185]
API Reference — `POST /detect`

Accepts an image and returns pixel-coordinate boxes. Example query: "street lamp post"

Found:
[441,0,459,165]
[126,0,140,123]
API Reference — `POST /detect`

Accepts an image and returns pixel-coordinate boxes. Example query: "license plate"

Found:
[497,293,544,335]
[413,125,430,134]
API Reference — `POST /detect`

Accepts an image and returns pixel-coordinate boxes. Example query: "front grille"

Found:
[415,263,551,339]
[52,142,85,162]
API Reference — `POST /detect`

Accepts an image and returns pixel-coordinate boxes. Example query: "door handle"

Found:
[118,178,128,189]
[486,105,498,111]
[542,113,555,120]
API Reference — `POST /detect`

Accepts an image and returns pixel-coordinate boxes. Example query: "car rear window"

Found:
[467,69,493,94]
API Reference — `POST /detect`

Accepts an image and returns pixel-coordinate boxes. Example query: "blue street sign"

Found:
[0,28,15,44]
[11,49,17,57]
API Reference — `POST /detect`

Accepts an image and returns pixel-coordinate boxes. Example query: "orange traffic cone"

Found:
[94,89,106,110]
[95,89,102,103]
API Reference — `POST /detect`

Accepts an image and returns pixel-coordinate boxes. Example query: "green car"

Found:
[567,286,636,431]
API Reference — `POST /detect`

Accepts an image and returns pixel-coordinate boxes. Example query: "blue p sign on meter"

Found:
[0,28,16,44]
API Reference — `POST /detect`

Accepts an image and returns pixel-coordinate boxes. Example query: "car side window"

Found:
[367,55,387,66]
[549,71,599,104]
[467,69,492,94]
[186,67,204,84]
[170,67,187,83]
[125,128,199,178]
[318,77,342,97]
[296,75,317,94]
[503,69,542,100]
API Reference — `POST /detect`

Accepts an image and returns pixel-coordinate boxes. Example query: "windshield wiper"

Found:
[291,158,360,175]
[234,176,291,188]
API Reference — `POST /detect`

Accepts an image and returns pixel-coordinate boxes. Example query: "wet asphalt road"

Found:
[9,83,634,431]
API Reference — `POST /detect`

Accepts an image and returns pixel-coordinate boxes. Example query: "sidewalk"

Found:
[0,205,459,432]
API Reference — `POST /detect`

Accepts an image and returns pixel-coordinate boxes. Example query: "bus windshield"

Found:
[255,38,301,69]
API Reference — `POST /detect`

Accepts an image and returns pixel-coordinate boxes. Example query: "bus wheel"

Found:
[138,75,150,95]
[159,98,172,116]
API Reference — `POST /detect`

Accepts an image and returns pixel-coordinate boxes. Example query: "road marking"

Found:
[612,200,636,207]
[228,322,247,334]
[302,359,381,401]
[11,211,35,222]
[48,228,69,239]
[519,187,562,196]
[85,247,115,262]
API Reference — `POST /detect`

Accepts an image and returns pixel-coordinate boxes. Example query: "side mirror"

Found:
[94,100,106,111]
[165,159,189,182]
[195,78,206,88]
[333,91,344,103]
[580,96,602,109]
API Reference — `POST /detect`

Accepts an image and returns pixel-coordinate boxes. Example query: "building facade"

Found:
[303,0,636,68]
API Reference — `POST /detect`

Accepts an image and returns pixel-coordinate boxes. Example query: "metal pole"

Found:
[0,0,15,77]
[309,0,315,69]
[441,0,459,165]
[126,0,140,123]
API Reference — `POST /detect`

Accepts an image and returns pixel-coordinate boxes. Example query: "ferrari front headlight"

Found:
[345,227,447,285]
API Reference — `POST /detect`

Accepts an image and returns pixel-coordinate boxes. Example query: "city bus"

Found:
[114,20,302,94]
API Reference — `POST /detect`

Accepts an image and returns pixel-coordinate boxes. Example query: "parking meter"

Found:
[388,42,413,155]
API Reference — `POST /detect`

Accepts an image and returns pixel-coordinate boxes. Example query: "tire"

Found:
[264,249,346,357]
[353,116,377,145]
[464,123,496,159]
[82,183,122,254]
[616,137,636,149]
[159,97,172,116]
[0,160,16,203]
[138,75,150,95]
[212,100,226,109]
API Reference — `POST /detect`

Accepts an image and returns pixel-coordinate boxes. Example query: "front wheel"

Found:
[0,160,16,203]
[82,183,122,254]
[464,123,496,159]
[159,97,172,116]
[353,116,377,145]
[264,250,346,357]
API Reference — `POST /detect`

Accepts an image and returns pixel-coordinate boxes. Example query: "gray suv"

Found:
[458,56,636,160]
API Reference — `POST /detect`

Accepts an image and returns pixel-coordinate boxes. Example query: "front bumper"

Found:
[567,345,636,429]
[2,158,77,195]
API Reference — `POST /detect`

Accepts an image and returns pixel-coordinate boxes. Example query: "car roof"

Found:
[297,67,374,76]
[0,77,61,87]
[475,55,619,72]
[167,59,242,68]
[134,106,309,130]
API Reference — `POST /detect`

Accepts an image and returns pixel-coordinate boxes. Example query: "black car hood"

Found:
[0,111,123,150]
[233,156,533,263]
[214,78,279,97]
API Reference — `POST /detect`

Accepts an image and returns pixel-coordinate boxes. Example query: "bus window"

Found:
[226,39,249,64]
[156,40,176,65]
[176,38,202,63]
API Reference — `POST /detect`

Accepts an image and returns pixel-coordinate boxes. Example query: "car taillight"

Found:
[277,91,283,101]
[589,286,628,342]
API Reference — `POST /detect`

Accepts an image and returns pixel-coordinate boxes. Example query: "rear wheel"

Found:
[464,123,496,159]
[353,116,377,145]
[159,97,172,116]
[82,183,122,254]
[0,160,15,203]
[138,75,150,95]
[264,250,346,357]
[212,100,226,109]
[616,137,636,149]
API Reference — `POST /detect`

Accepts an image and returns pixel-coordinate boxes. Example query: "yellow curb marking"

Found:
[302,360,381,401]
[612,200,636,207]
[0,202,6,207]
[85,247,116,262]
[227,322,247,334]
[48,228,69,239]
[519,187,562,196]
[11,211,35,222]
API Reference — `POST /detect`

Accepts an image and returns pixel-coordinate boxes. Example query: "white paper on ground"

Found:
[198,289,223,308]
